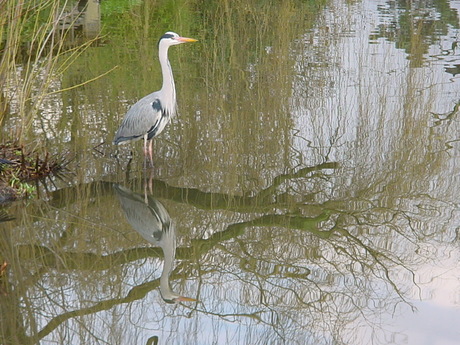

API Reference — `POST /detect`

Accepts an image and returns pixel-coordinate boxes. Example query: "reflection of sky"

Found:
[386,245,460,345]
[288,0,460,344]
[21,1,460,344]
[291,0,460,170]
[398,301,460,345]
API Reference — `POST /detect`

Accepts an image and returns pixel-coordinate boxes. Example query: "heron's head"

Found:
[158,31,198,47]
[161,293,197,304]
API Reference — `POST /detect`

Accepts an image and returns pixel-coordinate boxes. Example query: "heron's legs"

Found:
[142,137,154,169]
[143,169,154,203]
[143,136,148,169]
[147,140,154,167]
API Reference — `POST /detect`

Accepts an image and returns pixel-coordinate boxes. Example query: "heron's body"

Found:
[113,184,196,303]
[113,93,172,145]
[113,32,197,163]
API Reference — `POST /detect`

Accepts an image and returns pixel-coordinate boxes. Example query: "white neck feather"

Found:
[159,44,177,116]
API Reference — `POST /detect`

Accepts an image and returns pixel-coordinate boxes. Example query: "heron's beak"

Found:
[176,296,197,302]
[176,36,198,43]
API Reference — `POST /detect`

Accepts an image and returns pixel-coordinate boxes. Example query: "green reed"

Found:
[0,0,97,141]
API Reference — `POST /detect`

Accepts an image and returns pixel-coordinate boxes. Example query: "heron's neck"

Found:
[159,46,176,115]
[159,227,177,298]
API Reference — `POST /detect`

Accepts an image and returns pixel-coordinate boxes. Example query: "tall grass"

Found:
[0,0,97,142]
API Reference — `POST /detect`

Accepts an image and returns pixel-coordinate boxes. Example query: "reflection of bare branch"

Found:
[31,273,162,341]
[12,212,330,273]
[328,222,416,307]
[431,99,460,127]
[184,211,331,259]
[16,244,163,271]
[49,162,338,212]
[12,158,420,344]
[254,162,338,202]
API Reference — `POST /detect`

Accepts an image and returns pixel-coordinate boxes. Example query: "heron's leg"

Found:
[147,140,154,167]
[143,169,154,203]
[148,168,154,192]
[143,135,149,156]
[143,174,148,203]
[143,135,149,170]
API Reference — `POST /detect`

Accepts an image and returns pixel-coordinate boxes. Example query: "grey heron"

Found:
[113,32,197,164]
[113,184,196,303]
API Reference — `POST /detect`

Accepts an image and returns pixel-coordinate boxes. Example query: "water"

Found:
[1,0,460,344]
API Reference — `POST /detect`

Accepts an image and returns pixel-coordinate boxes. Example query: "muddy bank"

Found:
[0,143,68,203]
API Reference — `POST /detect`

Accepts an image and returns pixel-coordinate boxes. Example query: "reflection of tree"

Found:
[0,162,333,344]
[49,162,338,211]
[370,1,459,66]
[187,203,418,343]
[0,161,421,344]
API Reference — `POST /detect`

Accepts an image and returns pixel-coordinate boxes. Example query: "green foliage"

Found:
[101,0,143,16]
[8,174,36,198]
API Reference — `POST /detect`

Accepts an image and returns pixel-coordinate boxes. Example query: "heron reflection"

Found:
[113,184,196,303]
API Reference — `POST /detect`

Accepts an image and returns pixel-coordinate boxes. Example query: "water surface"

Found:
[1,0,460,344]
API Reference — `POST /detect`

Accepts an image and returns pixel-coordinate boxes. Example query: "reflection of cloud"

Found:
[411,246,460,307]
[353,242,460,345]
[392,301,460,345]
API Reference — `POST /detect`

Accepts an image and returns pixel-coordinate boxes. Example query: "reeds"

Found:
[0,0,98,140]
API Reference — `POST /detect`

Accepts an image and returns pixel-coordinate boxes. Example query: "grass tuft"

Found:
[0,141,71,201]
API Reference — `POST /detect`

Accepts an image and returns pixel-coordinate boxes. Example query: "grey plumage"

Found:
[113,184,170,243]
[113,31,197,162]
[113,184,196,303]
[113,96,169,145]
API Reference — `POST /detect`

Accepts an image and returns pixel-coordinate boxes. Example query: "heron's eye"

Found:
[160,33,175,40]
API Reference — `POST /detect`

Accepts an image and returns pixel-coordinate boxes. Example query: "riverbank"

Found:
[0,142,67,203]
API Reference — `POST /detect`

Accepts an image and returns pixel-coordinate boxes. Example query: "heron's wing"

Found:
[113,184,172,245]
[146,195,171,236]
[113,93,163,144]
[113,184,163,242]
